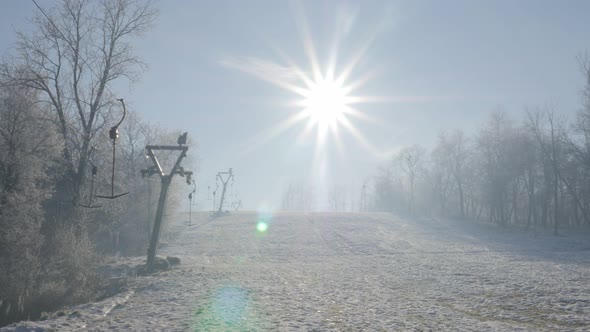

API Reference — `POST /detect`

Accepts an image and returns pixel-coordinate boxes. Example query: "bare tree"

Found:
[433,130,469,218]
[1,0,157,216]
[560,55,590,226]
[516,129,541,230]
[526,109,565,235]
[396,145,425,215]
[328,184,347,211]
[372,165,398,212]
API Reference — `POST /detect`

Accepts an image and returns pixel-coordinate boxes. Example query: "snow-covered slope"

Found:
[3,212,589,331]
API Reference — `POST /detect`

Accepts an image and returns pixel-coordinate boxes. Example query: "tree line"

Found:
[372,60,590,235]
[0,0,193,326]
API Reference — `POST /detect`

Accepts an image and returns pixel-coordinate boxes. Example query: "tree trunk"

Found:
[458,184,465,218]
[553,176,559,236]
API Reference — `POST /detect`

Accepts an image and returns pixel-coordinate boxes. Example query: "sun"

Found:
[301,77,349,129]
[223,3,388,156]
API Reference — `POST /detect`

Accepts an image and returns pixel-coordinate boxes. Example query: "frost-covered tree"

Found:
[1,0,158,218]
[0,86,61,324]
[396,145,425,215]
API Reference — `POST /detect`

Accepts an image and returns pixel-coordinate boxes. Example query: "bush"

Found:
[0,224,100,327]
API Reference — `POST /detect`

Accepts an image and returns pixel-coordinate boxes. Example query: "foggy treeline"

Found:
[281,182,315,211]
[372,58,590,235]
[281,182,361,212]
[0,0,195,325]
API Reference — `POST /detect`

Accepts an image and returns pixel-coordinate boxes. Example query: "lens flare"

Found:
[193,286,265,330]
[211,287,249,324]
[256,221,268,233]
[256,206,273,235]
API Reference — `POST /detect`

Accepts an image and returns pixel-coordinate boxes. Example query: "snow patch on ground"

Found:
[2,212,589,331]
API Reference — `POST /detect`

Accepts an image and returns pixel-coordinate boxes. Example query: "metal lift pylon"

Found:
[141,134,193,272]
[216,168,233,213]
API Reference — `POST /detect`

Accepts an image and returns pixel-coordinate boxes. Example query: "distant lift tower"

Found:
[359,181,369,212]
[216,168,233,212]
[231,200,242,211]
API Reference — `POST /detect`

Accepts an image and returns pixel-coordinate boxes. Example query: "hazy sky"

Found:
[2,0,590,211]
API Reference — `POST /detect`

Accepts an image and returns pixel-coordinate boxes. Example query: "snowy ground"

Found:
[3,211,590,331]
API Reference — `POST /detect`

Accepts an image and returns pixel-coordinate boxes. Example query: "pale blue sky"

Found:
[2,1,589,211]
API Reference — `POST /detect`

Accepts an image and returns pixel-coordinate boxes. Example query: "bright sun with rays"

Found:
[224,4,387,155]
[300,77,350,130]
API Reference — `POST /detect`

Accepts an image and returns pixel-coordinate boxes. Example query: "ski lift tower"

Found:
[141,132,193,272]
[359,181,369,212]
[216,168,233,213]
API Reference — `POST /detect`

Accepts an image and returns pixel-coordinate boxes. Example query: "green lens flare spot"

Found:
[256,221,268,233]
